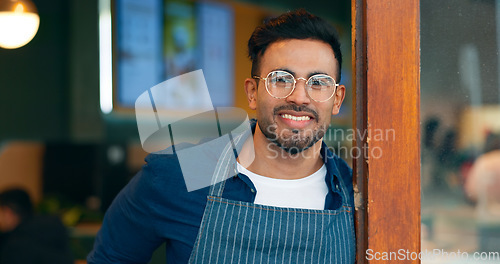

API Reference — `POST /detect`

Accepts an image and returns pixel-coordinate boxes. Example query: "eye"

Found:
[308,76,334,90]
[311,79,324,86]
[309,79,327,89]
[268,71,294,87]
[275,76,288,83]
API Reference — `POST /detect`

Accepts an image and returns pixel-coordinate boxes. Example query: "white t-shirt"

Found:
[236,162,328,210]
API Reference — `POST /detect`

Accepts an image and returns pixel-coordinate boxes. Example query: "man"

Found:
[0,188,73,264]
[89,9,355,263]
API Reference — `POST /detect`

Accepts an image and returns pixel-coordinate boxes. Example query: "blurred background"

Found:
[3,0,500,263]
[0,0,351,262]
[421,0,500,262]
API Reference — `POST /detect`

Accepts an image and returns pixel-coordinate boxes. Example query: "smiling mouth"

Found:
[273,105,319,121]
[276,112,315,130]
[280,114,311,121]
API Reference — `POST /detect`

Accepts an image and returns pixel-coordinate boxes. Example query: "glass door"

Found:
[421,0,500,263]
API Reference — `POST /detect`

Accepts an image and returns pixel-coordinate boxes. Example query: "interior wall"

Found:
[0,142,45,203]
[232,2,271,118]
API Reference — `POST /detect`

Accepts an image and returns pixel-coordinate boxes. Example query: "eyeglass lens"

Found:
[265,71,336,101]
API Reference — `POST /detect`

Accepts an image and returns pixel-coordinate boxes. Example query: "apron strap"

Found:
[208,143,233,197]
[208,131,247,197]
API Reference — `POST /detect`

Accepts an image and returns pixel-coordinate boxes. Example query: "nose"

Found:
[285,78,311,105]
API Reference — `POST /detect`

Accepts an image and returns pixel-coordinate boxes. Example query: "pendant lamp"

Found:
[0,0,39,49]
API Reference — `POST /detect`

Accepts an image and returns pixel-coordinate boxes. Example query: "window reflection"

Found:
[421,0,500,262]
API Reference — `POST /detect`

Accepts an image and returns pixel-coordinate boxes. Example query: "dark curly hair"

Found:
[248,9,342,82]
[0,188,34,221]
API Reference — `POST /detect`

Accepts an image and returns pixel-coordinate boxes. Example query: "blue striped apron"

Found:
[187,141,356,264]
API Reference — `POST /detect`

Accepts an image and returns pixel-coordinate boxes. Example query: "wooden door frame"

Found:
[352,0,421,263]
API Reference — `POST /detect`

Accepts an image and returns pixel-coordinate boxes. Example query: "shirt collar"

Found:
[244,119,342,193]
[320,141,342,193]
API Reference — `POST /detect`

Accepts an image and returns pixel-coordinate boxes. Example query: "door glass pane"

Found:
[422,0,500,262]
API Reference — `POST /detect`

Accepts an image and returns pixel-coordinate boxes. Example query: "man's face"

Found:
[246,39,345,154]
[0,207,4,232]
[0,206,8,232]
[0,206,19,233]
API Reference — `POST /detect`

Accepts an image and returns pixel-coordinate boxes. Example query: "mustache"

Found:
[273,105,319,120]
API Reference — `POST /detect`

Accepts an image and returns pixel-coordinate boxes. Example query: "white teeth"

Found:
[280,114,311,121]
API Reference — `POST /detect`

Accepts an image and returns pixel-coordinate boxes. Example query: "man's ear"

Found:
[331,85,346,115]
[244,78,258,110]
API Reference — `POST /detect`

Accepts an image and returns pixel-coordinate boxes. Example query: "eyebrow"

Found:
[272,68,330,78]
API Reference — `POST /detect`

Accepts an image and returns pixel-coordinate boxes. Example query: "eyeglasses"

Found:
[253,70,339,103]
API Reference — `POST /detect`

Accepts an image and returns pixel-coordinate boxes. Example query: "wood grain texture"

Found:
[353,0,421,263]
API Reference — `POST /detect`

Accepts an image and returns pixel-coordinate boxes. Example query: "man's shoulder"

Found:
[142,142,197,176]
[144,152,178,170]
[140,151,184,188]
[140,146,210,194]
[14,215,68,244]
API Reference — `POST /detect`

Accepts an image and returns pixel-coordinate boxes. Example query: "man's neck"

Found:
[240,123,324,180]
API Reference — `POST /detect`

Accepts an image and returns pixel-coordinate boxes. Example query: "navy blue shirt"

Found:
[88,132,353,264]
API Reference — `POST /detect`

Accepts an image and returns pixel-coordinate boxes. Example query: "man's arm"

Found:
[87,163,165,264]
